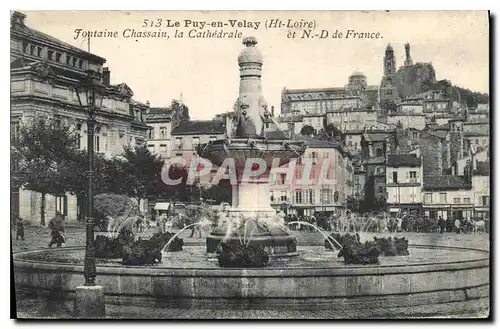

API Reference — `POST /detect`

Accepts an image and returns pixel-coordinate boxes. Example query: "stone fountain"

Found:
[197,37,305,256]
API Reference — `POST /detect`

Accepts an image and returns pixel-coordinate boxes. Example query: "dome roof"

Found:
[238,37,263,64]
[351,70,365,77]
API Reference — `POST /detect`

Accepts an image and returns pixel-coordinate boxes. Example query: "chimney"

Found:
[271,106,275,117]
[11,11,26,28]
[102,67,110,86]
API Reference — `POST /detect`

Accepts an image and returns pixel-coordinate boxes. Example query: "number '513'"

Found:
[142,19,162,27]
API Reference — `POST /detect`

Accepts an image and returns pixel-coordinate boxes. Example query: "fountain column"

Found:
[198,37,305,256]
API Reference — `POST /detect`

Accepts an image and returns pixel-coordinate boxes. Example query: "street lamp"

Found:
[73,69,106,318]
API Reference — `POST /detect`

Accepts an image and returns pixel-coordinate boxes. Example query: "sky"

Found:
[21,10,489,120]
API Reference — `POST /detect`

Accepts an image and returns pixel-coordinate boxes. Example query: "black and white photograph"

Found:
[10,10,490,319]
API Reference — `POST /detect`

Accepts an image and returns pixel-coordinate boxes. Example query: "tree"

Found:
[156,164,196,203]
[120,144,165,207]
[170,99,190,125]
[11,115,79,226]
[64,151,124,220]
[300,125,315,136]
[201,184,232,204]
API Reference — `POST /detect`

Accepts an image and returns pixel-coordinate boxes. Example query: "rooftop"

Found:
[423,175,471,191]
[387,154,421,167]
[364,133,390,142]
[171,120,225,136]
[11,12,105,63]
[145,108,173,122]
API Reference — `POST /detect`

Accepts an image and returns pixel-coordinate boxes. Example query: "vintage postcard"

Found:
[10,10,490,319]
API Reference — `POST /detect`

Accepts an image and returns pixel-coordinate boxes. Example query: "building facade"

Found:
[10,11,150,223]
[386,153,423,215]
[269,138,354,217]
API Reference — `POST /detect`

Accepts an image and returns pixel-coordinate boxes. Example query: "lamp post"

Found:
[73,69,105,318]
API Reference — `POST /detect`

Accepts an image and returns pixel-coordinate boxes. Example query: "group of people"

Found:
[282,212,489,234]
[12,211,66,247]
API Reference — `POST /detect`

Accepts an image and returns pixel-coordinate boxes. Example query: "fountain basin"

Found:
[206,232,298,256]
[13,245,489,314]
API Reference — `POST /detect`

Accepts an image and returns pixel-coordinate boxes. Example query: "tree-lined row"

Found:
[11,115,230,225]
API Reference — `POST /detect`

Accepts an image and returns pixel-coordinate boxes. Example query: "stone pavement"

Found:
[15,294,489,319]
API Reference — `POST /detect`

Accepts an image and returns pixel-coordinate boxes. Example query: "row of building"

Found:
[10,11,490,223]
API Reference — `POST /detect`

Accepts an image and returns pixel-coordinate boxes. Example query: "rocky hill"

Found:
[396,62,437,98]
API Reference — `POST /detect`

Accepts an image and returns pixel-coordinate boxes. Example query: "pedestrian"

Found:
[438,216,445,234]
[48,211,65,248]
[16,216,25,240]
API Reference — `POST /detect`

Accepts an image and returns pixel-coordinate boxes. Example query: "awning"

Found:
[154,203,171,211]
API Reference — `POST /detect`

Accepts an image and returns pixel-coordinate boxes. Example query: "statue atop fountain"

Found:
[198,37,306,257]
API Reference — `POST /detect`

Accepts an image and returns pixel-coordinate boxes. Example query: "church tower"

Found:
[380,43,398,104]
[383,44,396,75]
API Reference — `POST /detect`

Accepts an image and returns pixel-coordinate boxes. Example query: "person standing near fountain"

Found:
[15,216,25,241]
[48,211,65,248]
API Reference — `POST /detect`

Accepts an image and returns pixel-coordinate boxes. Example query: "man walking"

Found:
[438,216,445,234]
[48,211,65,248]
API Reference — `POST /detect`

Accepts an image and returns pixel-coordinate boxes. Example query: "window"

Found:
[409,171,417,182]
[66,55,71,65]
[159,127,166,139]
[55,195,68,216]
[377,186,384,193]
[323,152,329,158]
[393,172,398,183]
[55,52,62,63]
[482,196,489,206]
[78,60,84,69]
[280,192,287,202]
[424,193,432,204]
[48,50,54,61]
[72,57,78,67]
[309,189,314,204]
[475,139,479,145]
[148,128,154,139]
[160,144,167,152]
[464,198,471,204]
[147,144,155,152]
[279,174,286,185]
[270,193,274,202]
[192,137,200,148]
[311,152,318,159]
[376,148,383,157]
[439,193,447,204]
[209,136,217,142]
[453,198,460,204]
[295,191,302,204]
[175,138,182,150]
